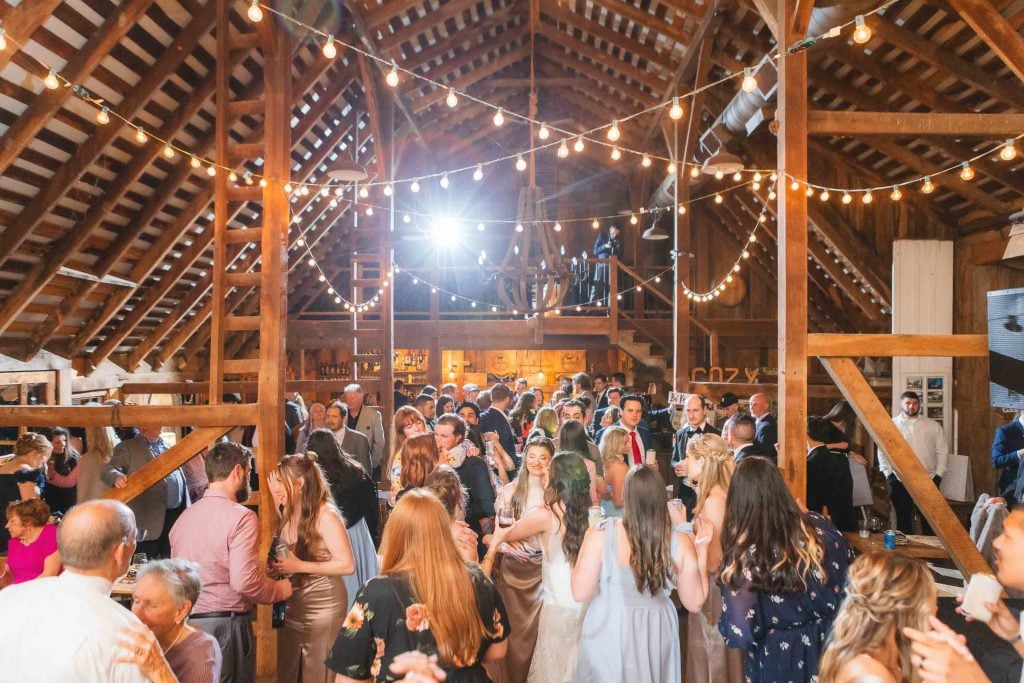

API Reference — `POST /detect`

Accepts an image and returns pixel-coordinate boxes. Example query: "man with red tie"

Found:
[595,394,652,465]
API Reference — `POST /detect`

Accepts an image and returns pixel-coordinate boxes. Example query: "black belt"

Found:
[191,610,251,619]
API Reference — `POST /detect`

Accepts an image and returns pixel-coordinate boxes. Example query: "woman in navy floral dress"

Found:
[718,457,854,683]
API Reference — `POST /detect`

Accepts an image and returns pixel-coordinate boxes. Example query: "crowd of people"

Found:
[0,374,1022,683]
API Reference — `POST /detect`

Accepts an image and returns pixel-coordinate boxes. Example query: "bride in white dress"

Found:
[487,452,593,682]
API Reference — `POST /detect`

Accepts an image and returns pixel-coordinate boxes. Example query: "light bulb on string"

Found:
[610,146,621,161]
[96,106,110,125]
[592,219,600,229]
[641,153,651,168]
[538,123,550,140]
[446,88,458,108]
[768,190,777,200]
[629,213,638,225]
[206,164,217,177]
[959,161,975,181]
[493,108,505,127]
[553,222,562,232]
[162,143,175,159]
[852,15,872,44]
[440,172,450,188]
[678,205,686,214]
[515,155,527,172]
[259,178,267,187]
[669,97,684,120]
[473,164,483,181]
[1000,139,1016,161]
[0,27,6,51]
[322,35,337,59]
[135,127,148,144]
[299,184,309,195]
[247,0,263,22]
[229,171,239,183]
[805,186,815,197]
[558,139,569,158]
[732,171,742,181]
[667,161,677,175]
[410,180,420,193]
[841,192,852,204]
[752,181,761,191]
[862,190,873,204]
[689,165,700,179]
[190,155,200,168]
[573,135,584,153]
[790,179,800,191]
[890,186,902,201]
[404,214,412,223]
[607,120,620,141]
[714,193,723,204]
[515,223,524,233]
[819,189,830,201]
[714,170,724,180]
[359,186,369,198]
[741,68,757,93]
[385,61,399,87]
[476,222,485,231]
[244,172,253,185]
[383,183,393,196]
[44,69,60,90]
[921,176,935,194]
[366,206,374,216]
[753,172,762,182]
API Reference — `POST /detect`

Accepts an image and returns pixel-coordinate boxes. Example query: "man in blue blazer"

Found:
[994,411,1024,503]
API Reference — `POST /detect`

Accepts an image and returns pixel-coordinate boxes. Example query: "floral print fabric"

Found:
[326,565,510,682]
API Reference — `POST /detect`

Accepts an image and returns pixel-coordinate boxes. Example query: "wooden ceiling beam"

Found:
[399,25,530,98]
[0,0,158,179]
[535,43,658,107]
[946,0,1024,84]
[588,0,695,48]
[533,59,636,118]
[486,77,581,88]
[807,110,1024,136]
[0,2,218,266]
[395,3,523,71]
[536,23,666,93]
[375,0,493,51]
[411,42,532,113]
[0,0,64,71]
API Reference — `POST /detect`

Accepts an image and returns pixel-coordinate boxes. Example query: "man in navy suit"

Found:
[594,394,650,464]
[749,393,778,461]
[994,411,1024,503]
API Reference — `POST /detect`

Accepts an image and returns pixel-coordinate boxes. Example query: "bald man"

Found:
[749,393,777,461]
[671,394,720,515]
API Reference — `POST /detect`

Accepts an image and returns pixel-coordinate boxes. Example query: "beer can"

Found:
[883,530,896,550]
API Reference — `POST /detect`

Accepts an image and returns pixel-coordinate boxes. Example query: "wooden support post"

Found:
[820,358,990,577]
[609,256,619,345]
[104,427,230,503]
[776,0,809,498]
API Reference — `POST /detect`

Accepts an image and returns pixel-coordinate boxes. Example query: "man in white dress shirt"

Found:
[0,500,159,682]
[878,390,949,534]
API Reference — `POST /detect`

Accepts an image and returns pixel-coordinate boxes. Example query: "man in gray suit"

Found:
[343,383,385,478]
[102,425,188,559]
[325,401,373,475]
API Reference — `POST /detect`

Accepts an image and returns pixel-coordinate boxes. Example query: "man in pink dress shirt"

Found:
[170,442,291,683]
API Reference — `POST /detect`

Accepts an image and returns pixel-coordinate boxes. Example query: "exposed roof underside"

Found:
[0,0,1021,371]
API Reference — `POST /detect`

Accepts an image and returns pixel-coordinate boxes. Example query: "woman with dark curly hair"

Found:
[485,452,591,683]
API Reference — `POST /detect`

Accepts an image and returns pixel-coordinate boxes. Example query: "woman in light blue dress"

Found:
[597,426,629,518]
[571,465,708,683]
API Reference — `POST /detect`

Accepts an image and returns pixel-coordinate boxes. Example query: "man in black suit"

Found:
[994,410,1024,503]
[325,401,373,474]
[591,386,623,432]
[671,394,721,517]
[726,414,764,462]
[749,393,778,461]
[806,416,856,531]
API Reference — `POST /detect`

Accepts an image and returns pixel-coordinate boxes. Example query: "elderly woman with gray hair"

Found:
[130,558,222,683]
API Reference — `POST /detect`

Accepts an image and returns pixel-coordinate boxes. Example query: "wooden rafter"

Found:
[947,0,1024,85]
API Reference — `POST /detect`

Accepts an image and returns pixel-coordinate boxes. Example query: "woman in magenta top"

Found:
[3,498,61,584]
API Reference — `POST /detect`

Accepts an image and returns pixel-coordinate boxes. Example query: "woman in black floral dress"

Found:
[327,489,510,682]
[718,457,855,683]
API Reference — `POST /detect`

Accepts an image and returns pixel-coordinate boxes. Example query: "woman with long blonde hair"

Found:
[77,423,118,502]
[388,406,430,497]
[681,434,742,683]
[268,454,354,683]
[819,552,936,683]
[327,490,509,681]
[718,457,854,682]
[598,426,629,517]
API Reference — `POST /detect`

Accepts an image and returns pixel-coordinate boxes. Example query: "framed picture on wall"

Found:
[907,376,923,391]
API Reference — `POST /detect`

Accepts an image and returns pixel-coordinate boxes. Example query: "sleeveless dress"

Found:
[277,536,348,682]
[527,513,582,683]
[574,519,680,683]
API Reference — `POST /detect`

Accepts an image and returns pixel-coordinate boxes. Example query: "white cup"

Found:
[961,573,1003,622]
[645,449,657,465]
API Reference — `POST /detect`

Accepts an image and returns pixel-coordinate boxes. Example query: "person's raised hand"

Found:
[114,475,128,489]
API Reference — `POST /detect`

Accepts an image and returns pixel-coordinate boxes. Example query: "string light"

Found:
[714,193,723,204]
[473,164,483,181]
[921,176,935,194]
[890,186,902,201]
[446,88,458,108]
[741,68,758,93]
[383,183,393,196]
[538,123,550,140]
[359,186,369,198]
[862,190,873,204]
[592,219,600,229]
[607,120,620,142]
[410,180,420,193]
[819,189,830,201]
[558,139,569,158]
[190,155,200,168]
[1000,139,1016,161]
[96,106,110,125]
[440,172,450,188]
[44,69,59,89]
[515,223,524,232]
[493,108,505,127]
[805,186,815,197]
[515,154,527,172]
[690,165,700,179]
[641,153,651,168]
[610,147,621,161]
[162,143,175,159]
[959,161,975,181]
[852,15,872,44]
[669,97,684,120]
[385,61,399,87]
[135,127,148,144]
[790,179,800,191]
[841,192,852,204]
[667,161,677,175]
[573,135,585,153]
[0,26,6,52]
[322,35,337,59]
[553,222,562,232]
[714,170,724,180]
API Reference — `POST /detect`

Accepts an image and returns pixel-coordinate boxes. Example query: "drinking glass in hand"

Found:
[498,506,515,528]
[132,553,148,566]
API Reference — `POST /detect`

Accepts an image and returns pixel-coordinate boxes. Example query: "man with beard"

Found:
[170,442,291,683]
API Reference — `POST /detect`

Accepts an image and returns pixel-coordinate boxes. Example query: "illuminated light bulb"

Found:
[553,222,562,232]
[726,274,734,283]
[383,183,393,196]
[162,144,175,159]
[558,139,569,158]
[641,153,651,168]
[366,206,374,216]
[842,192,852,204]
[741,250,750,259]
[862,191,873,204]
[538,123,550,140]
[300,184,309,195]
[610,146,621,161]
[404,214,412,223]
[297,237,305,246]
[229,172,239,183]
[890,186,902,201]
[96,107,110,125]
[741,67,757,93]
[770,171,778,181]
[307,257,316,266]
[607,120,620,142]
[476,222,485,231]
[1000,139,1017,161]
[358,186,369,198]
[440,172,450,188]
[669,96,684,120]
[768,190,777,201]
[678,205,686,215]
[852,15,872,45]
[135,127,148,143]
[806,186,815,197]
[322,35,337,59]
[492,108,505,127]
[959,161,975,181]
[385,61,399,87]
[667,161,677,175]
[247,0,263,22]
[654,276,661,283]
[334,296,342,304]
[244,173,253,185]
[284,183,293,194]
[629,214,638,225]
[515,155,527,172]
[515,223,524,233]
[44,69,59,90]
[0,27,6,51]
[733,171,743,181]
[190,155,200,168]
[491,305,497,312]
[573,135,584,153]
[690,165,700,179]
[592,219,599,229]
[206,165,217,177]
[334,186,343,197]
[714,193,723,204]
[446,88,458,108]
[714,170,724,180]
[790,179,800,191]
[473,164,483,181]
[259,178,267,187]
[752,181,761,191]
[410,180,420,193]
[753,172,762,182]
[819,189,830,201]
[921,176,935,194]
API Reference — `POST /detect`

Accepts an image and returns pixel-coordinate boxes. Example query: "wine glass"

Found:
[498,506,515,528]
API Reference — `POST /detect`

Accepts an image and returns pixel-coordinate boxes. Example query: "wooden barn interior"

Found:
[1,0,1023,674]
